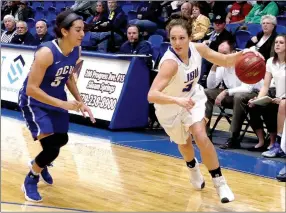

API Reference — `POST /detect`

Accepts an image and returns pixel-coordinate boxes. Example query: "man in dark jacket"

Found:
[11,21,36,45]
[34,21,54,45]
[200,14,234,87]
[90,0,127,53]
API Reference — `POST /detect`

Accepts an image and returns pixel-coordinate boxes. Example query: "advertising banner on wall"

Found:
[1,46,131,122]
[1,48,34,103]
[67,56,130,121]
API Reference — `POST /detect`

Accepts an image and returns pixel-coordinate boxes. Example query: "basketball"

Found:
[235,52,266,84]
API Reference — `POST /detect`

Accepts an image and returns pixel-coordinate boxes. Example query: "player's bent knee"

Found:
[40,133,68,149]
[54,133,69,147]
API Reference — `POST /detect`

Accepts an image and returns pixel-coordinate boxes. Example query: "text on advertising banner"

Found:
[67,56,130,121]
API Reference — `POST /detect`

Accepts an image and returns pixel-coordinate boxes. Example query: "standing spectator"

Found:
[245,15,277,61]
[11,20,36,45]
[1,14,17,43]
[34,21,54,45]
[204,1,228,21]
[245,1,279,24]
[191,2,211,42]
[226,1,252,24]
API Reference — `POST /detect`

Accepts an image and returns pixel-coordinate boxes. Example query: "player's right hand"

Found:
[61,100,82,111]
[175,97,195,110]
[248,97,257,108]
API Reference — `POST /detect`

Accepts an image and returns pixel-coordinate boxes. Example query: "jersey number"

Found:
[51,76,65,87]
[182,82,193,92]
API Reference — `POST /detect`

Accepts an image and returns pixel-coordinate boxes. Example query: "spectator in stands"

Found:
[1,1,19,21]
[119,25,152,56]
[11,20,36,45]
[70,0,97,20]
[84,1,108,32]
[129,1,161,35]
[226,1,252,24]
[245,15,277,61]
[1,14,16,43]
[180,2,192,19]
[248,35,286,157]
[245,1,279,24]
[200,15,234,87]
[34,21,54,45]
[90,0,127,53]
[191,2,211,42]
[204,41,264,149]
[16,1,34,22]
[203,1,228,21]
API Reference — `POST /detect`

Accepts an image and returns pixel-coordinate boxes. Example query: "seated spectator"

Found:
[34,21,54,45]
[245,15,277,61]
[16,1,34,22]
[203,1,228,21]
[1,1,19,21]
[204,41,264,149]
[90,0,127,53]
[248,35,286,156]
[245,1,279,24]
[180,2,192,19]
[191,2,211,42]
[70,0,97,20]
[226,1,252,24]
[84,1,108,32]
[1,14,16,43]
[200,15,234,87]
[10,20,36,45]
[119,25,152,56]
[129,1,161,35]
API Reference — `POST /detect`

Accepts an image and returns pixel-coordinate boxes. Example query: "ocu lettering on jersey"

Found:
[185,68,199,83]
[55,65,74,77]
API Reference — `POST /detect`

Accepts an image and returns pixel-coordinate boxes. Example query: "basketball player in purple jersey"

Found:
[18,10,95,202]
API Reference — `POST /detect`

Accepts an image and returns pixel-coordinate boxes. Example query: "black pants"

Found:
[248,103,279,133]
[205,88,258,135]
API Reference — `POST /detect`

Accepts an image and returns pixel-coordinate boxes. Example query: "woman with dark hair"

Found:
[148,17,262,203]
[18,10,95,202]
[248,35,286,155]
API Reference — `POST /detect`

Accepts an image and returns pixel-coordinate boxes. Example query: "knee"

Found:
[55,133,69,147]
[192,130,210,149]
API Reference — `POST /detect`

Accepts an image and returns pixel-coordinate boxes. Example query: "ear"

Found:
[61,28,69,37]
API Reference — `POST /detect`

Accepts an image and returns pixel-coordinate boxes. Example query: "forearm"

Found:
[26,86,63,108]
[257,87,269,98]
[225,51,243,67]
[148,91,178,105]
[66,75,82,102]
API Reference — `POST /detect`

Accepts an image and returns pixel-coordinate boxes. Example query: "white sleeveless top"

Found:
[155,42,203,118]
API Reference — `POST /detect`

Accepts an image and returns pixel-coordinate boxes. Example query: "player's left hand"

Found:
[79,104,96,123]
[215,91,226,106]
[242,48,265,61]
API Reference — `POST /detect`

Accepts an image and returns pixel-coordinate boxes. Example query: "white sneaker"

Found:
[188,158,205,190]
[212,176,234,203]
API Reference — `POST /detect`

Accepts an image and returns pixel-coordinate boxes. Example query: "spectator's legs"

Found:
[97,32,122,53]
[204,88,223,132]
[248,105,265,145]
[277,100,286,135]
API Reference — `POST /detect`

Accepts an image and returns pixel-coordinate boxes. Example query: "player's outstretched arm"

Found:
[148,59,194,110]
[194,43,264,68]
[26,47,81,111]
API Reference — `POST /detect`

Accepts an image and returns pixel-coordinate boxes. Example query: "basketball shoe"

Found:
[188,158,205,190]
[21,173,42,202]
[212,176,235,203]
[29,160,53,185]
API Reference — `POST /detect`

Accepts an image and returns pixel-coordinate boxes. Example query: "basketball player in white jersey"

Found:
[148,18,263,203]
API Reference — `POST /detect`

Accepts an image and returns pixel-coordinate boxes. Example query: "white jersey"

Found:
[155,42,203,118]
[154,42,207,144]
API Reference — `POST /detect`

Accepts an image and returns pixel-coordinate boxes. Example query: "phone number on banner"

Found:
[80,93,117,110]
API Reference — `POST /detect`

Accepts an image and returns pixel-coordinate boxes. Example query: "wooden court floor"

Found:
[1,114,285,212]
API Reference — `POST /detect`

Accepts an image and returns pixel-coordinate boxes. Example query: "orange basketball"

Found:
[235,52,266,84]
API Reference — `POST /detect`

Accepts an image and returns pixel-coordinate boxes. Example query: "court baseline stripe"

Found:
[1,201,93,212]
